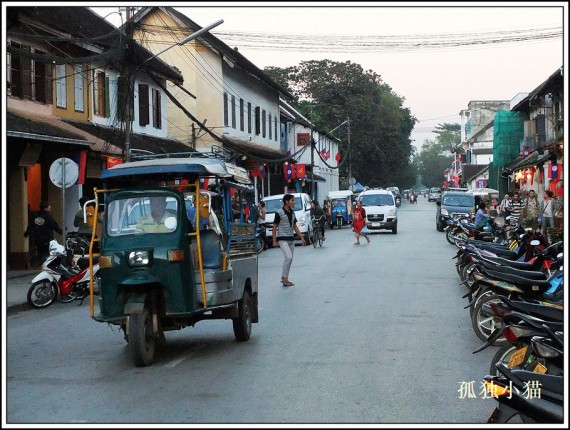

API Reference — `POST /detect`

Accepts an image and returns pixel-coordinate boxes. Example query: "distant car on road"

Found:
[435,190,474,231]
[428,187,441,202]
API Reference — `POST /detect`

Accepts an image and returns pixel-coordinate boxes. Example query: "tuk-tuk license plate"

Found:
[507,346,527,369]
[372,222,380,227]
[533,363,547,374]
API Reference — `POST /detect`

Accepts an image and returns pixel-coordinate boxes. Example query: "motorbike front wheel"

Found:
[446,228,457,245]
[27,280,58,309]
[129,308,157,366]
[254,236,265,254]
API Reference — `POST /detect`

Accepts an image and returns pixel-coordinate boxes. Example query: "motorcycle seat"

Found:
[77,256,99,270]
[471,245,518,259]
[496,363,564,402]
[502,298,564,322]
[478,261,547,280]
[482,255,538,270]
[504,311,564,331]
[480,267,552,291]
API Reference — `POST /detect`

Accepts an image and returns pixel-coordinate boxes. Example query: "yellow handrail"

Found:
[195,180,207,308]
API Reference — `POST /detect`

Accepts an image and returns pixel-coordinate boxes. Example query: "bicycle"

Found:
[311,215,325,248]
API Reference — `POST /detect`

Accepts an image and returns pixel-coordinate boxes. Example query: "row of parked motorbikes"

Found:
[26,233,100,309]
[443,212,564,423]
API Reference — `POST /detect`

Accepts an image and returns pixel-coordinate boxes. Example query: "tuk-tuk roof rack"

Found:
[130,145,232,162]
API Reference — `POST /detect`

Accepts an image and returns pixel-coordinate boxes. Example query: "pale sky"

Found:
[92,2,566,152]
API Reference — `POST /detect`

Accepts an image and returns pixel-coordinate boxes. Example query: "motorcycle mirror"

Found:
[557,253,563,260]
[530,239,540,246]
[436,201,441,206]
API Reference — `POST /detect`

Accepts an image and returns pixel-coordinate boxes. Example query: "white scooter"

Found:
[27,237,100,309]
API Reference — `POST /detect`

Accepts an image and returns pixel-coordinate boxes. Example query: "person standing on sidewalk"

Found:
[540,190,556,237]
[24,201,62,264]
[272,194,306,286]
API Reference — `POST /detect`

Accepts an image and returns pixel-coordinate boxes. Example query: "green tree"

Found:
[264,60,417,188]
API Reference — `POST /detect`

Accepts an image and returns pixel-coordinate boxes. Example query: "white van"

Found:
[357,189,398,234]
[261,193,313,243]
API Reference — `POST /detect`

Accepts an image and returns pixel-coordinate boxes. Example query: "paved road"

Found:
[6,197,503,424]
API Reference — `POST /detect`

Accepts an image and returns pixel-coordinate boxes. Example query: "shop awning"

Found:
[221,135,288,162]
[508,150,551,170]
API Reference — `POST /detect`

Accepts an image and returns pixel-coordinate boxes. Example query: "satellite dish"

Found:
[49,158,79,188]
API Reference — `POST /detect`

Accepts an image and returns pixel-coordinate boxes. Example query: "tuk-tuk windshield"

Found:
[331,199,347,207]
[264,197,303,213]
[107,195,179,236]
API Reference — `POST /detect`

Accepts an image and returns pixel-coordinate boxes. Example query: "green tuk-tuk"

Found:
[85,155,259,366]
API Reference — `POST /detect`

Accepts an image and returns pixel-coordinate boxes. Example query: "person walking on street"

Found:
[540,190,556,237]
[352,200,370,245]
[272,194,306,286]
[499,194,511,217]
[24,201,63,264]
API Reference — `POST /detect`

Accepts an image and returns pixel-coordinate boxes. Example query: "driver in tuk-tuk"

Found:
[136,196,176,233]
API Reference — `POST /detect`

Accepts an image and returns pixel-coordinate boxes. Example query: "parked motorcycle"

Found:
[254,225,266,254]
[27,236,100,309]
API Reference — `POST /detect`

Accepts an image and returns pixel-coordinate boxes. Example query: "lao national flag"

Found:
[325,149,330,160]
[549,162,558,180]
[335,151,341,164]
[296,163,306,178]
[283,164,295,181]
[199,177,209,189]
[258,162,266,178]
[320,147,326,159]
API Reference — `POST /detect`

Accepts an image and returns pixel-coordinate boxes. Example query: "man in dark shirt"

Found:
[24,201,62,261]
[310,200,326,240]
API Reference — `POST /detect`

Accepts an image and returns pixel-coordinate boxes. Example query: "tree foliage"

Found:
[264,60,417,188]
[415,123,460,188]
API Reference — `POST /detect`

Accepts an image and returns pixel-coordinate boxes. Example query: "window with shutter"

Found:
[275,116,278,141]
[231,95,236,129]
[34,50,46,103]
[240,98,244,131]
[248,102,252,134]
[152,88,161,129]
[138,84,149,126]
[269,113,272,139]
[93,70,99,115]
[262,109,266,137]
[117,76,133,122]
[55,64,67,108]
[74,65,84,112]
[255,106,261,135]
[45,63,53,104]
[21,44,32,100]
[223,93,228,126]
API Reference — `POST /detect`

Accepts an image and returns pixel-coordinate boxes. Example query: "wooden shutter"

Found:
[138,84,149,126]
[231,95,236,129]
[240,98,244,131]
[34,52,46,103]
[255,106,261,135]
[248,102,252,133]
[152,89,161,129]
[55,64,67,108]
[45,63,53,104]
[74,65,84,112]
[223,92,228,126]
[104,75,110,117]
[93,70,99,114]
[21,44,32,100]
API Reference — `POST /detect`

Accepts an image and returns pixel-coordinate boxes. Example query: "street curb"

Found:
[7,303,31,316]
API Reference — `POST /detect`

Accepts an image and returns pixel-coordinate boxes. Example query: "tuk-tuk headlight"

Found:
[128,250,150,267]
[441,208,449,215]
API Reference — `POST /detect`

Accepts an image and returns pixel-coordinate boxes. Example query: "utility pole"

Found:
[310,127,315,200]
[122,7,134,162]
[347,117,352,189]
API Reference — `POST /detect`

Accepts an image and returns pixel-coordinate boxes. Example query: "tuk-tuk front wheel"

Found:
[233,289,252,341]
[128,309,157,366]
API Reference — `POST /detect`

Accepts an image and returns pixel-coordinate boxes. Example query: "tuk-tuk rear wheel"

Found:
[128,309,157,366]
[233,289,252,342]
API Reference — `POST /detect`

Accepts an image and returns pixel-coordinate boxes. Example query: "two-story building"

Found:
[129,7,295,197]
[6,6,188,268]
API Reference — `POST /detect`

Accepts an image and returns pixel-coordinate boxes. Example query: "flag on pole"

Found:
[199,177,209,189]
[295,163,306,178]
[283,164,295,181]
[106,156,123,169]
[335,151,341,164]
[549,162,559,180]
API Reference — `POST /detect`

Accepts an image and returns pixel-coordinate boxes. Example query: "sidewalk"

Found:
[5,270,39,314]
